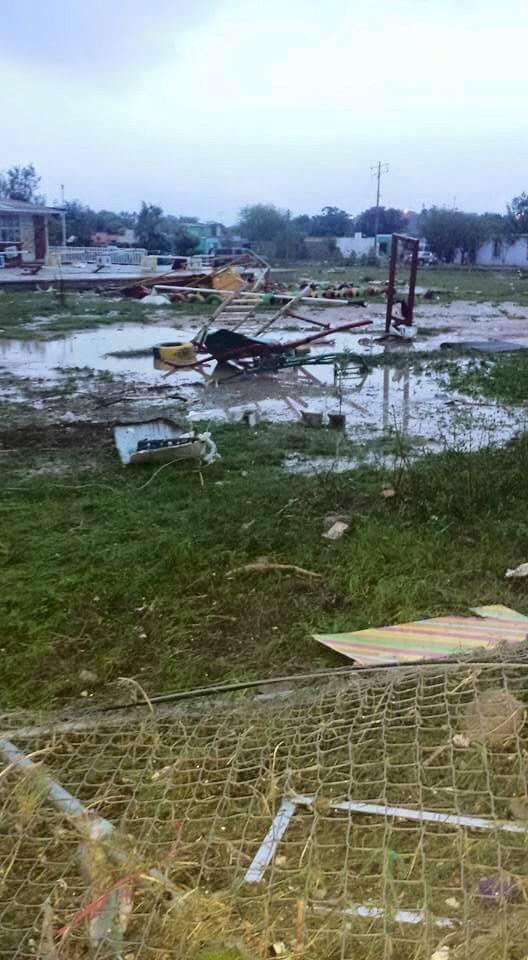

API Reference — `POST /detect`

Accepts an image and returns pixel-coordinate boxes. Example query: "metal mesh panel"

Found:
[1,658,528,959]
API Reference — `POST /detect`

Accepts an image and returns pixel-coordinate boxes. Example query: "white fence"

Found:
[49,246,147,266]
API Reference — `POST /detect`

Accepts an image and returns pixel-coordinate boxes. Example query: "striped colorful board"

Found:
[313,605,528,665]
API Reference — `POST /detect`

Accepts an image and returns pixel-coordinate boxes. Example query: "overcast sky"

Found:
[2,1,526,223]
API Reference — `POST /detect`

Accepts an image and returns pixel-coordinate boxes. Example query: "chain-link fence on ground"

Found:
[1,655,528,959]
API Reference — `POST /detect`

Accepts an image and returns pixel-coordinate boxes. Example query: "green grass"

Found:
[0,292,214,340]
[439,351,528,404]
[1,422,528,710]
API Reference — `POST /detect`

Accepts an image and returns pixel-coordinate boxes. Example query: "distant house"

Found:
[179,221,226,254]
[336,233,393,258]
[336,234,375,258]
[0,198,65,265]
[476,236,528,267]
[91,229,137,247]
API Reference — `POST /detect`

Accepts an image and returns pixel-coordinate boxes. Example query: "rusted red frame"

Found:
[164,318,372,373]
[385,234,419,333]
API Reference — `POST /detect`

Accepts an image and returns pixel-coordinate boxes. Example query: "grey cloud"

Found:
[0,1,217,72]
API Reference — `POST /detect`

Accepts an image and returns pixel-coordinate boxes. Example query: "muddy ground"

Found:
[1,294,528,462]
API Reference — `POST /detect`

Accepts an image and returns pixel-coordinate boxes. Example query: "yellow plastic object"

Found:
[157,342,197,366]
[212,266,244,291]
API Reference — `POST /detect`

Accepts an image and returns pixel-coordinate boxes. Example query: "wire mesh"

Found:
[1,656,528,959]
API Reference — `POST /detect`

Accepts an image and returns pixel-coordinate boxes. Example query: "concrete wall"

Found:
[336,236,374,257]
[476,237,528,266]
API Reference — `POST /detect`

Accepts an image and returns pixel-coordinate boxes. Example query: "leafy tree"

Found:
[95,209,129,234]
[420,208,462,262]
[172,228,200,257]
[310,206,352,237]
[274,226,307,262]
[160,215,200,256]
[0,163,44,203]
[290,214,312,234]
[62,201,97,245]
[135,202,170,252]
[117,210,137,230]
[420,208,502,263]
[352,206,406,237]
[507,193,528,234]
[238,204,288,241]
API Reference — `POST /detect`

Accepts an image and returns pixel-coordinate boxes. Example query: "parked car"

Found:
[417,250,439,265]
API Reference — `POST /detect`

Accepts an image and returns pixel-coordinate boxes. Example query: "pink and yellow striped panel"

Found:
[313,605,528,665]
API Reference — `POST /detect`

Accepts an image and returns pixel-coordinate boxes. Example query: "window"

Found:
[492,238,502,259]
[0,214,21,243]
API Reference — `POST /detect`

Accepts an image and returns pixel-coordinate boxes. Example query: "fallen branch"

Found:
[226,559,321,579]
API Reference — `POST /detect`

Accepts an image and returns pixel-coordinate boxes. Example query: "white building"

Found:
[0,198,66,264]
[336,233,375,258]
[476,236,528,267]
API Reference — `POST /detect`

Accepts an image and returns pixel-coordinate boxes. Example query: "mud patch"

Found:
[0,420,112,452]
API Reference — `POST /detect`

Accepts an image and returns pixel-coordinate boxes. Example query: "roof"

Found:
[0,198,64,215]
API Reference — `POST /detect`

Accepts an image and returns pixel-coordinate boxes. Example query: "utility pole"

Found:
[371,161,389,255]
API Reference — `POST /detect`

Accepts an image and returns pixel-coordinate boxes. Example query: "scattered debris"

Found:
[79,670,98,685]
[461,689,525,746]
[322,521,349,541]
[113,418,218,466]
[312,901,455,930]
[241,408,259,427]
[153,342,197,366]
[245,791,528,884]
[478,876,519,905]
[226,558,321,580]
[430,947,450,960]
[313,605,528,665]
[452,734,470,749]
[505,561,528,578]
[301,411,323,428]
[445,897,460,909]
[328,412,346,430]
[140,293,171,306]
[323,513,350,529]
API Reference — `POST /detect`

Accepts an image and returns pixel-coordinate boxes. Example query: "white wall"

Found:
[476,236,528,266]
[336,235,374,257]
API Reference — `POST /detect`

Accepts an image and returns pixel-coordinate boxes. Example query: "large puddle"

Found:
[1,304,527,458]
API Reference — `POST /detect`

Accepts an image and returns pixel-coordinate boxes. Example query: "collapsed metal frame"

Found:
[385,234,420,333]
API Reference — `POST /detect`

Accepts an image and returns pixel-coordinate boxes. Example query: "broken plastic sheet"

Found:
[313,604,528,665]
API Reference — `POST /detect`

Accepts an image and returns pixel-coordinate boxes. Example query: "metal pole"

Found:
[371,161,389,257]
[0,737,113,837]
[373,162,381,257]
[0,737,128,950]
[385,234,398,332]
[406,238,419,325]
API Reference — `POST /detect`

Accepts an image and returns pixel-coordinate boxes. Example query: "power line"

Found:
[371,161,389,255]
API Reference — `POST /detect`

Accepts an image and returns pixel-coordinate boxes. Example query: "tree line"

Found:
[2,163,528,262]
[239,199,528,263]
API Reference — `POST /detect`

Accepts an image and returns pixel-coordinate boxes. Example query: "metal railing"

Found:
[49,246,147,266]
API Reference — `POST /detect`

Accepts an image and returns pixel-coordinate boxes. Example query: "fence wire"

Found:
[1,655,528,960]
